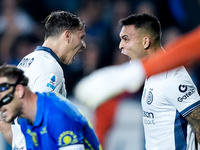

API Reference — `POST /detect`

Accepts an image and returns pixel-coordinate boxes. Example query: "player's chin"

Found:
[5,116,14,123]
[128,56,132,61]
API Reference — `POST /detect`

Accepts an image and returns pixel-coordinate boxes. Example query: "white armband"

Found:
[59,144,84,150]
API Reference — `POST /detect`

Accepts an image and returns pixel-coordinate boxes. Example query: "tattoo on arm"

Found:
[185,107,200,143]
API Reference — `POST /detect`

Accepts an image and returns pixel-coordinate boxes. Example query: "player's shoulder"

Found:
[31,51,62,70]
[18,51,63,78]
[167,66,190,78]
[164,66,195,89]
[47,93,83,119]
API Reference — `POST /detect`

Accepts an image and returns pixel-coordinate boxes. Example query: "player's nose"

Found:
[119,40,124,50]
[82,41,86,49]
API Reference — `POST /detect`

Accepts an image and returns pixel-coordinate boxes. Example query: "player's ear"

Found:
[143,37,151,49]
[64,30,71,43]
[15,84,25,99]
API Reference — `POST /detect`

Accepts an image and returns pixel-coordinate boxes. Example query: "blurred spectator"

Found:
[135,0,157,15]
[81,41,101,76]
[168,0,200,33]
[63,38,101,98]
[162,26,182,45]
[9,34,42,65]
[110,0,132,46]
[42,0,82,14]
[77,0,112,68]
[0,0,36,64]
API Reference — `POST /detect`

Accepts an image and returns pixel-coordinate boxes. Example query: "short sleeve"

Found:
[32,61,64,93]
[47,104,101,149]
[164,68,200,117]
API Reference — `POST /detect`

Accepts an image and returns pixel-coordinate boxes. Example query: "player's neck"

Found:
[20,91,37,124]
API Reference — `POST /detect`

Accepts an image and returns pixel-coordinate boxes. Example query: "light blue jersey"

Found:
[20,92,102,150]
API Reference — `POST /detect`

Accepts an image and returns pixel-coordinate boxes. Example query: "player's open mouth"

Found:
[78,49,83,53]
[121,51,131,60]
[73,50,83,61]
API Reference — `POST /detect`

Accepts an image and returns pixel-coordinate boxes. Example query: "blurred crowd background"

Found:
[0,0,200,149]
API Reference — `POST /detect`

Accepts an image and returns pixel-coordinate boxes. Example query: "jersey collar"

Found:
[33,92,44,127]
[35,46,60,63]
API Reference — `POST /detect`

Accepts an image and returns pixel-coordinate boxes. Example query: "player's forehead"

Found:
[0,77,8,84]
[119,25,138,38]
[76,28,86,36]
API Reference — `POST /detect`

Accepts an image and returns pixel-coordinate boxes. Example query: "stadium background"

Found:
[0,0,200,149]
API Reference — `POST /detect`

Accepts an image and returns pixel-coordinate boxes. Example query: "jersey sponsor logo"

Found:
[179,84,187,92]
[144,119,155,125]
[143,111,155,125]
[146,91,153,105]
[177,85,195,102]
[58,131,78,146]
[18,58,34,67]
[40,126,47,134]
[46,74,57,90]
[26,129,39,147]
[143,111,154,118]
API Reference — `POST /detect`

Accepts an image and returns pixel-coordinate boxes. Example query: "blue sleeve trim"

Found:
[180,101,200,117]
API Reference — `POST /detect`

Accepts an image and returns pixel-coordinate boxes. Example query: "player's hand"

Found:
[74,60,146,109]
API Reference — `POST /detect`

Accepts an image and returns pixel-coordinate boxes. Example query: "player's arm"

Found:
[143,25,200,77]
[75,60,145,109]
[47,106,85,149]
[32,65,65,94]
[185,107,200,143]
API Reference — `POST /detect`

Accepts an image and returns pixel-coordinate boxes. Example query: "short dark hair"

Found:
[43,10,86,39]
[0,65,28,85]
[119,13,161,42]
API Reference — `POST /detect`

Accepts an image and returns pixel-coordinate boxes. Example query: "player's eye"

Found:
[124,38,129,42]
[0,83,10,92]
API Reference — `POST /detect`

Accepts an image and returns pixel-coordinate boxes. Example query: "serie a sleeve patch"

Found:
[46,74,57,90]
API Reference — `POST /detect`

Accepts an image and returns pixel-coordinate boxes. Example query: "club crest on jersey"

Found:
[58,131,78,146]
[146,91,153,105]
[46,74,57,90]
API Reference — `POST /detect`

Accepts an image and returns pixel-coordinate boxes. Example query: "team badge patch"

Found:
[46,74,57,90]
[146,91,153,105]
[58,131,78,146]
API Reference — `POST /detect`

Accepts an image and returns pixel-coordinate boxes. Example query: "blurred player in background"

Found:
[0,10,86,150]
[0,65,102,150]
[76,13,200,149]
